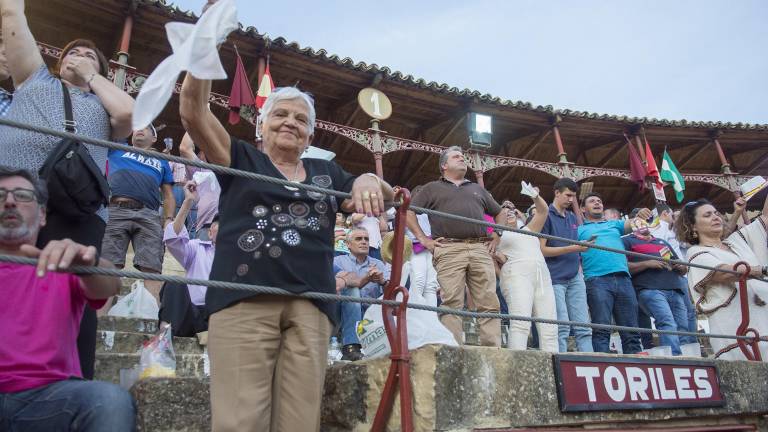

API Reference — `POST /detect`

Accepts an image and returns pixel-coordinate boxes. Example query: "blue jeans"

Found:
[337,287,362,346]
[0,379,135,431]
[552,273,593,352]
[172,184,198,239]
[586,274,642,354]
[679,277,698,344]
[637,289,689,355]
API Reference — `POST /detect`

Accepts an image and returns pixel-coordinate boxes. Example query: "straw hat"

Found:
[380,231,413,264]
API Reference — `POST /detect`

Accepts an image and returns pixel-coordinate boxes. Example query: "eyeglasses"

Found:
[352,236,369,241]
[0,188,37,203]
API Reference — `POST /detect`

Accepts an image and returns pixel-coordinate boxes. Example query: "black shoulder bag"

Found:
[38,81,110,221]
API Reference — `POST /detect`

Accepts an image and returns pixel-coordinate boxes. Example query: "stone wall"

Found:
[130,344,768,431]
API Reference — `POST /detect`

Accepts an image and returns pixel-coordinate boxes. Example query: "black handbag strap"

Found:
[60,80,76,133]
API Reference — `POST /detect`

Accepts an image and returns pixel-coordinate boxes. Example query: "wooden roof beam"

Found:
[676,142,711,170]
[433,112,466,146]
[594,142,626,167]
[402,153,435,186]
[516,127,552,160]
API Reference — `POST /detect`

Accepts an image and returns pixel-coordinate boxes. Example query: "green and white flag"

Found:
[660,150,685,203]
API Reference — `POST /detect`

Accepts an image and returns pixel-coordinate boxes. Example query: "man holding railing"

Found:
[578,192,651,354]
[407,146,506,346]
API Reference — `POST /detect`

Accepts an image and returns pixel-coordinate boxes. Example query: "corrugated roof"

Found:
[152,0,767,131]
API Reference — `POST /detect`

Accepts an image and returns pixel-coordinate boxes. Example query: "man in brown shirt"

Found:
[407,146,506,346]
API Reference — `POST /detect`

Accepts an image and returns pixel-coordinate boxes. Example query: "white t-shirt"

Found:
[497,227,546,264]
[356,216,384,249]
[651,220,683,258]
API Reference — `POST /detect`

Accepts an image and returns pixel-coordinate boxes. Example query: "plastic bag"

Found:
[138,324,176,379]
[357,292,457,359]
[108,280,159,320]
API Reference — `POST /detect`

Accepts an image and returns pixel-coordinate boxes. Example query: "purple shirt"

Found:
[163,223,215,305]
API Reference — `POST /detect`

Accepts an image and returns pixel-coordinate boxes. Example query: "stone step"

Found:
[98,331,204,355]
[95,352,208,385]
[98,316,159,334]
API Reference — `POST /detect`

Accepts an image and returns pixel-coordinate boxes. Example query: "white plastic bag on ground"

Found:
[108,280,159,320]
[357,292,457,359]
[139,324,176,379]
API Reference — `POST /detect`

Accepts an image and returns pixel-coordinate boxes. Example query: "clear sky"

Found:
[170,0,767,124]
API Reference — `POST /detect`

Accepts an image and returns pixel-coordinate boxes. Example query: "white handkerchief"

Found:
[132,0,239,131]
[520,181,538,198]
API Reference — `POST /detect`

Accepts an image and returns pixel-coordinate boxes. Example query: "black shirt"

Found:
[206,138,356,325]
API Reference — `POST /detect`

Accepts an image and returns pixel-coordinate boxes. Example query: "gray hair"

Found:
[346,227,369,242]
[439,146,463,173]
[260,87,316,135]
[0,166,48,205]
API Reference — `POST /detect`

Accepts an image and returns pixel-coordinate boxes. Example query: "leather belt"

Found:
[109,198,144,210]
[441,237,491,244]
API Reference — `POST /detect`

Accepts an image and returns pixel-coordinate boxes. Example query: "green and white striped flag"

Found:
[660,150,685,203]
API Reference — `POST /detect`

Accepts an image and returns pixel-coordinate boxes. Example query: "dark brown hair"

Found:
[675,199,711,245]
[55,39,109,78]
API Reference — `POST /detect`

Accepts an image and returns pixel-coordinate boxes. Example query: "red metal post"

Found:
[552,125,568,164]
[374,152,384,179]
[733,262,762,361]
[713,138,732,174]
[118,14,134,54]
[372,188,414,432]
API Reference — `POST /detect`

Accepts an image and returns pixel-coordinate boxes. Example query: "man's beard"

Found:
[0,209,37,245]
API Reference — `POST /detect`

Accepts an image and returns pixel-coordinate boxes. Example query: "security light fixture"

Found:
[469,112,493,149]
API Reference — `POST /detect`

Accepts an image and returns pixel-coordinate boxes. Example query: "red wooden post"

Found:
[374,152,384,179]
[372,188,414,432]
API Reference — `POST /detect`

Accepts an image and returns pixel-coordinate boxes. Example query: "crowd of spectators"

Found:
[1,0,767,430]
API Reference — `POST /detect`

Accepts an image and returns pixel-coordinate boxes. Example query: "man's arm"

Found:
[406,210,443,252]
[539,237,588,257]
[20,240,120,299]
[0,0,45,87]
[628,260,668,275]
[179,73,231,166]
[624,208,652,233]
[161,183,175,227]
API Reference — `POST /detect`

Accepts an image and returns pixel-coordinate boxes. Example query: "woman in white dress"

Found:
[676,198,768,361]
[494,188,558,352]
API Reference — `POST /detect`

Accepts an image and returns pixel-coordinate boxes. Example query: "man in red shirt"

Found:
[0,167,134,431]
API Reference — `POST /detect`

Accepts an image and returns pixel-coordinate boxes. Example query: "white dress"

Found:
[497,227,558,352]
[687,219,768,361]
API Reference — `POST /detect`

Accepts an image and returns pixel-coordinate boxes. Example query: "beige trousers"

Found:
[208,295,333,432]
[433,242,501,346]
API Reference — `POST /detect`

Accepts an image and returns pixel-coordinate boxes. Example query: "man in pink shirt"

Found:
[0,167,134,431]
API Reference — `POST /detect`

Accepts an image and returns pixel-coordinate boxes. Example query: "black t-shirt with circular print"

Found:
[206,137,356,325]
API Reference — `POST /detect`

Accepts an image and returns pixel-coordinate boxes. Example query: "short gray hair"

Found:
[346,227,369,242]
[260,87,316,135]
[439,146,463,173]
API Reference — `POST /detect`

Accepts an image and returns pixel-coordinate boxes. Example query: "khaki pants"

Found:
[208,295,332,432]
[433,242,501,346]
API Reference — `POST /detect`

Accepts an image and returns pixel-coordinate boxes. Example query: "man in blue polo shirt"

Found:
[578,192,650,354]
[101,125,175,276]
[539,178,593,352]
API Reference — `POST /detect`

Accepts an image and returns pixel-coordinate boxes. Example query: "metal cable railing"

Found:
[0,116,762,342]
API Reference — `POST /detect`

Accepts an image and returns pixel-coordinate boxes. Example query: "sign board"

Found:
[553,355,724,412]
[358,88,392,120]
[652,182,667,202]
